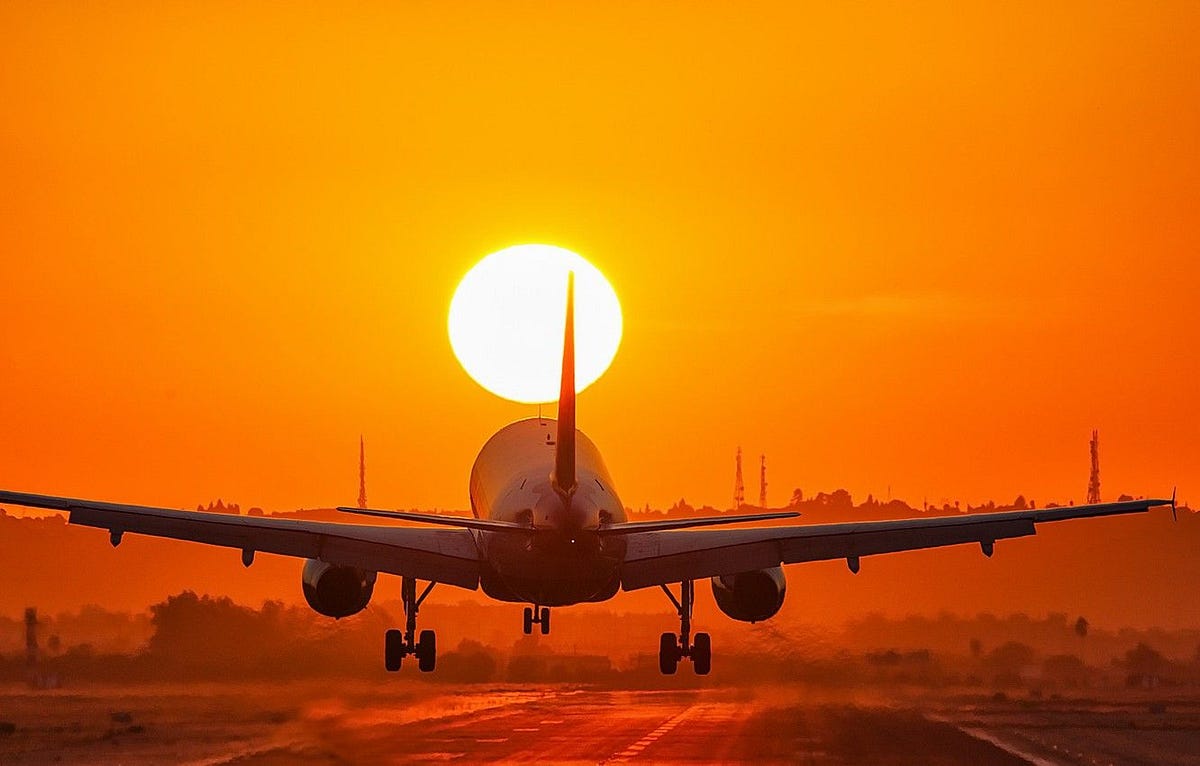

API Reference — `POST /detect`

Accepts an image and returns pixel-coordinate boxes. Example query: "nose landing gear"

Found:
[658,580,711,675]
[385,577,437,673]
[523,605,551,635]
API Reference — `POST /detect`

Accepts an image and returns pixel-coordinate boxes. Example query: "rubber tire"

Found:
[539,607,551,635]
[659,632,679,675]
[692,632,712,675]
[385,629,404,672]
[417,629,437,673]
[523,607,534,635]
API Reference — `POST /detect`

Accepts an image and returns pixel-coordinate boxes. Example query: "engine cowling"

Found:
[301,559,377,619]
[711,566,786,623]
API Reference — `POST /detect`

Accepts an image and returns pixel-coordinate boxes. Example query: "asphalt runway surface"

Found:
[2,683,1198,764]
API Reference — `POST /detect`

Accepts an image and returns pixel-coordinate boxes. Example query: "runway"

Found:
[297,689,1032,764]
[2,683,1198,764]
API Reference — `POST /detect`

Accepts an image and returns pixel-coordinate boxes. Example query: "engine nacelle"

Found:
[711,566,786,623]
[301,559,377,619]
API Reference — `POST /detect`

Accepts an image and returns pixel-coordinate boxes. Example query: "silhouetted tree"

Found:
[439,639,499,682]
[828,489,853,511]
[985,641,1036,685]
[667,498,694,516]
[1042,654,1087,687]
[1123,642,1168,683]
[1074,616,1089,639]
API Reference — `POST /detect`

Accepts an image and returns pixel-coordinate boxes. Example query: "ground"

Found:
[1,683,1198,765]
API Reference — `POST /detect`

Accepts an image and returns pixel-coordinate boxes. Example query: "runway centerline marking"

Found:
[606,706,697,763]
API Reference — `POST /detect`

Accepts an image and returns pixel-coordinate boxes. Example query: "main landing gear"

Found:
[658,580,711,675]
[523,605,551,635]
[385,577,437,673]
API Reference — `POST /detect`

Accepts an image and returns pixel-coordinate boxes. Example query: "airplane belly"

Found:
[480,530,626,606]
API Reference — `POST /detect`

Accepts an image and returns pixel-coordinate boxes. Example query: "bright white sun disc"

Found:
[448,245,623,404]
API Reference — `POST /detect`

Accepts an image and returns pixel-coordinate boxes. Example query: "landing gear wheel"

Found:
[385,629,404,672]
[416,629,437,673]
[659,632,680,675]
[692,632,712,675]
[539,607,551,635]
[523,607,534,635]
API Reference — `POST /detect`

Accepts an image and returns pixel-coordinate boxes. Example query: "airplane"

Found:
[0,273,1175,675]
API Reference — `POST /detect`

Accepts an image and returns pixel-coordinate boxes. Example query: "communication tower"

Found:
[759,454,768,508]
[358,435,368,510]
[733,447,745,509]
[1087,429,1101,504]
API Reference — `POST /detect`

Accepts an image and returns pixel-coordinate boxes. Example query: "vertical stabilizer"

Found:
[552,271,577,497]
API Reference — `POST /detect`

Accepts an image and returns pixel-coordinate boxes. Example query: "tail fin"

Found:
[552,271,576,498]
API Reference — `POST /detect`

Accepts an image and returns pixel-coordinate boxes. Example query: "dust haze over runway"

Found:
[3,682,1199,765]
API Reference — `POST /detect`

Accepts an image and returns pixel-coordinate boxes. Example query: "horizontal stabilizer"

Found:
[598,510,800,536]
[336,506,530,532]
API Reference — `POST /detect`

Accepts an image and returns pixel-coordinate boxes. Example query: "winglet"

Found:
[1171,486,1178,522]
[551,271,576,499]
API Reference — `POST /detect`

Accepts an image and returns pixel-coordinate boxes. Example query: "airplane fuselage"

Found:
[469,417,627,606]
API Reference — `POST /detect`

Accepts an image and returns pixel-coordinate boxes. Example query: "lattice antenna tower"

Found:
[1087,429,1101,504]
[759,454,768,508]
[733,447,745,510]
[358,435,368,510]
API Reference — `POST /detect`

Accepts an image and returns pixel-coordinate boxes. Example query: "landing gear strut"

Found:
[385,577,437,673]
[658,580,711,675]
[523,605,551,635]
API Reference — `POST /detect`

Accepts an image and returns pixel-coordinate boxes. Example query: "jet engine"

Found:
[301,559,377,619]
[710,566,786,623]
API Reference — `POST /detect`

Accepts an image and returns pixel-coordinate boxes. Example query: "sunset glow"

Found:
[0,1,1194,518]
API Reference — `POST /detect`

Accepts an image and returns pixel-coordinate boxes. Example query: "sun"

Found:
[448,244,623,404]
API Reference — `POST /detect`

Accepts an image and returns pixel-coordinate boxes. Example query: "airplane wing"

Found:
[0,490,482,589]
[619,498,1172,590]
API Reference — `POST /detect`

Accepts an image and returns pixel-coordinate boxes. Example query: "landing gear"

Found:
[384,577,437,672]
[523,605,551,635]
[658,580,711,675]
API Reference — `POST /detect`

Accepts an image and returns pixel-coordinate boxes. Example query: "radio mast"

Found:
[358,435,368,510]
[733,447,745,510]
[1087,430,1101,504]
[759,454,768,508]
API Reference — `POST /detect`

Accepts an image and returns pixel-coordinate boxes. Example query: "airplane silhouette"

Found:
[0,273,1174,674]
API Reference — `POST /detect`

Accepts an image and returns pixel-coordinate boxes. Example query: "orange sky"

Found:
[1,2,1197,517]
